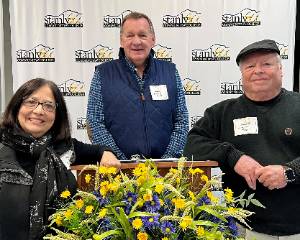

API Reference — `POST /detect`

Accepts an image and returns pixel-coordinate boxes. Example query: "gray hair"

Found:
[120,12,155,36]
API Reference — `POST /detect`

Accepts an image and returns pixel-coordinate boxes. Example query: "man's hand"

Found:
[255,165,286,190]
[234,155,263,190]
[100,151,121,169]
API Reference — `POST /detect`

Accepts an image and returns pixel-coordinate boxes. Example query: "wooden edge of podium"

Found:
[70,160,219,171]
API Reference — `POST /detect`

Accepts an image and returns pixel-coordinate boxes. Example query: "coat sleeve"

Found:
[183,107,244,168]
[71,138,113,165]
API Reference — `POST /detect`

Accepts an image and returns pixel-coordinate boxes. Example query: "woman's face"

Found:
[18,85,56,138]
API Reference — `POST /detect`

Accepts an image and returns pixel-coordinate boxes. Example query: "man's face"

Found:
[120,18,155,67]
[239,52,282,101]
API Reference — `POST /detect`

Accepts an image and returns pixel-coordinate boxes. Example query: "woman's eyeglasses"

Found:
[22,98,57,113]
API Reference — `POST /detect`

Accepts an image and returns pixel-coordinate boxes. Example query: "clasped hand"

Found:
[234,155,287,190]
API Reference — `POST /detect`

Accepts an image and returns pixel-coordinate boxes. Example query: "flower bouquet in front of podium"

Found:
[43,158,263,240]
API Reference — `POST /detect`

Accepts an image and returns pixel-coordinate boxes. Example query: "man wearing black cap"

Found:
[184,39,300,239]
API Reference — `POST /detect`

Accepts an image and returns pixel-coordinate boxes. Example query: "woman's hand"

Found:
[100,151,121,169]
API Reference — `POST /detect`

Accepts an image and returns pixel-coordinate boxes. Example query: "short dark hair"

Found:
[120,11,155,36]
[1,78,71,142]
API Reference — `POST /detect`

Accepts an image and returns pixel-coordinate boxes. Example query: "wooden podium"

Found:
[71,160,219,190]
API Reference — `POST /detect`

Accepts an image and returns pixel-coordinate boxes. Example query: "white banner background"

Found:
[9,0,296,144]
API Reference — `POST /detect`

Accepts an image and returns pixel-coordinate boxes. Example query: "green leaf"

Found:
[250,199,266,208]
[93,230,123,240]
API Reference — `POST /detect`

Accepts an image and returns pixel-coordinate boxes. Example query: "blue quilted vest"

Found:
[98,48,177,159]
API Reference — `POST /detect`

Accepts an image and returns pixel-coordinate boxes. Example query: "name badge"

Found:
[233,117,258,136]
[150,85,169,100]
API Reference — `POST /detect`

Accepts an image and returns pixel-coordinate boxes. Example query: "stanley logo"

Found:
[276,42,289,60]
[75,44,113,62]
[221,79,243,94]
[103,10,132,28]
[183,78,201,95]
[222,8,260,27]
[153,44,172,62]
[45,10,83,27]
[16,44,55,62]
[163,9,201,28]
[58,79,85,96]
[192,44,230,61]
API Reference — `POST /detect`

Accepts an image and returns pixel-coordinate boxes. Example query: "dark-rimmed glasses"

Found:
[22,98,57,113]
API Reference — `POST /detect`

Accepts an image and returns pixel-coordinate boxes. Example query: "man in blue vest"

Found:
[87,12,188,160]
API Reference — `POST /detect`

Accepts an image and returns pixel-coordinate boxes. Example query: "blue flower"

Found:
[142,215,160,230]
[161,221,175,235]
[124,192,137,214]
[226,216,238,236]
[144,194,161,213]
[197,196,211,206]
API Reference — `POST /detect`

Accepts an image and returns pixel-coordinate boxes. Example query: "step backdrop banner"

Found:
[9,0,296,143]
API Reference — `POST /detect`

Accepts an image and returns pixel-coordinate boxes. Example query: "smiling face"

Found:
[17,85,56,138]
[239,52,282,101]
[120,17,155,68]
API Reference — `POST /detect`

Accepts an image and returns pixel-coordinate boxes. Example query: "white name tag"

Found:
[233,117,258,136]
[150,85,169,100]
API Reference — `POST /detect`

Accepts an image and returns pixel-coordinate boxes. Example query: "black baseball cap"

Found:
[236,39,280,65]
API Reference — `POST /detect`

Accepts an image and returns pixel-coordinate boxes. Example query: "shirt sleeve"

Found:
[86,68,127,160]
[161,69,189,158]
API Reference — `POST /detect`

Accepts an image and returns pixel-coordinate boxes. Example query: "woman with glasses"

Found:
[0,78,120,240]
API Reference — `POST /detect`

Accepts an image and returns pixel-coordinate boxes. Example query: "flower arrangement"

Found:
[44,158,263,240]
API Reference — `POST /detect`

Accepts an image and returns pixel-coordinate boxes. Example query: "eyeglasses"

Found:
[22,98,57,113]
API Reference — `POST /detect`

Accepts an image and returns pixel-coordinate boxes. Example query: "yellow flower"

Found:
[169,168,178,175]
[54,215,62,226]
[176,177,181,184]
[159,199,164,206]
[197,226,205,236]
[137,232,148,240]
[189,168,204,175]
[64,209,73,219]
[143,190,153,202]
[85,205,94,214]
[172,198,186,209]
[60,190,71,199]
[162,238,169,240]
[228,207,237,214]
[132,218,143,230]
[201,175,209,183]
[155,183,164,194]
[224,187,234,203]
[107,167,117,175]
[207,191,219,204]
[85,174,92,183]
[188,191,196,201]
[100,181,110,196]
[179,216,193,230]
[98,208,107,219]
[75,199,84,209]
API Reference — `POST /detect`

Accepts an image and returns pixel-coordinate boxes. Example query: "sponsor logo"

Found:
[58,79,85,96]
[103,10,132,28]
[163,9,201,28]
[75,44,113,62]
[221,79,243,94]
[183,78,201,95]
[222,8,260,27]
[77,117,87,129]
[276,42,289,59]
[45,10,83,27]
[192,44,230,61]
[190,115,202,128]
[16,44,55,62]
[153,44,172,62]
